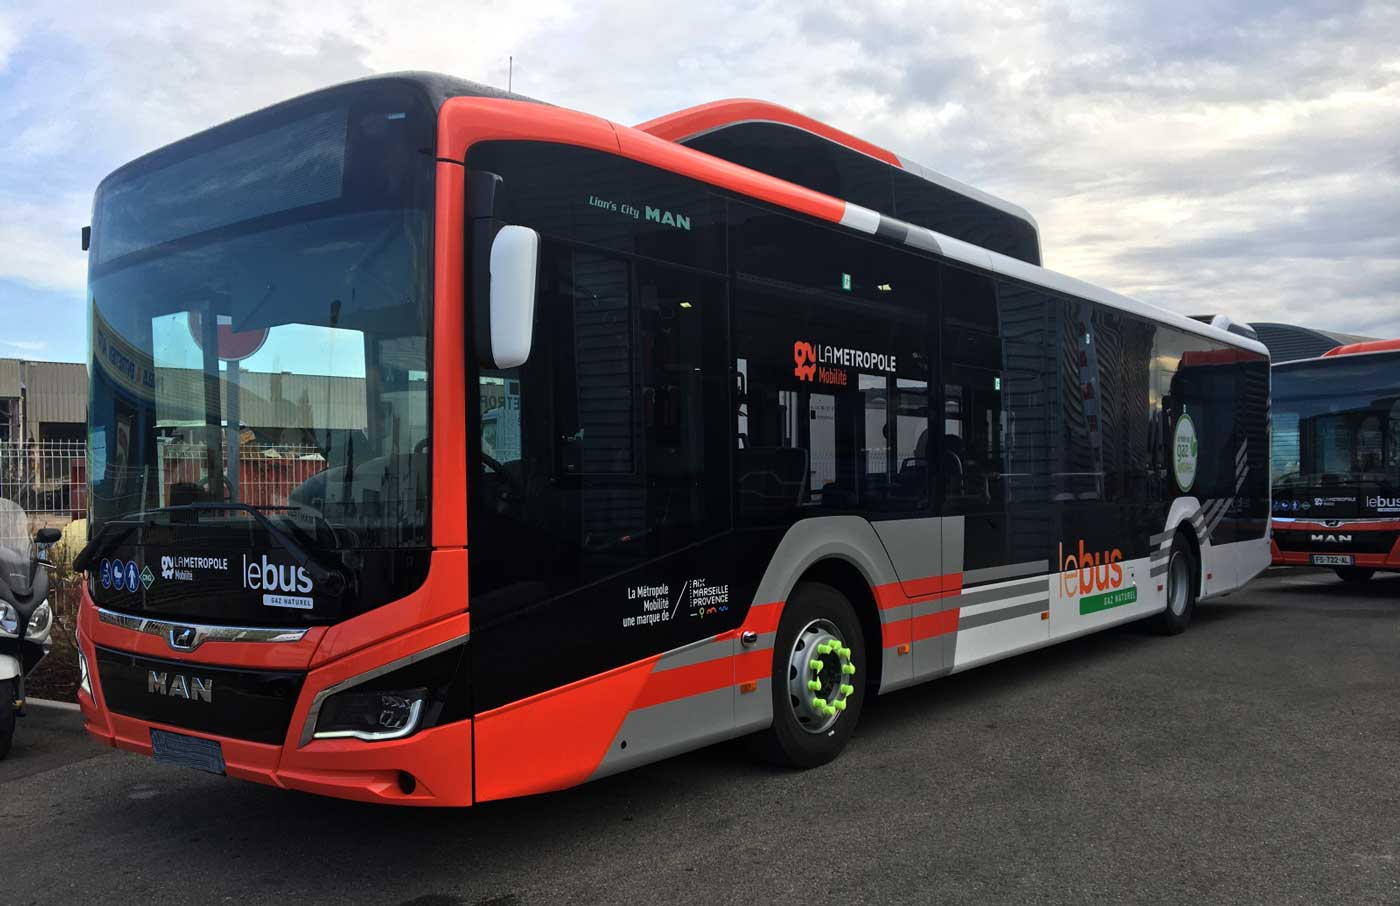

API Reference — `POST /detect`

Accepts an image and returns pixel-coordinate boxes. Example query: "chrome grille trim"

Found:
[96,607,309,651]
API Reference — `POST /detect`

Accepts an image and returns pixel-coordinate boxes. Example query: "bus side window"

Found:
[940,265,1003,515]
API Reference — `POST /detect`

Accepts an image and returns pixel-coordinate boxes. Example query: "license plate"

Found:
[150,729,226,775]
[1311,554,1354,566]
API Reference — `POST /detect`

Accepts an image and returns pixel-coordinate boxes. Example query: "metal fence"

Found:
[0,440,330,521]
[0,440,86,519]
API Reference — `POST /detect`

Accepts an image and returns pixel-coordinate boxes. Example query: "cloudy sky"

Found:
[0,0,1396,362]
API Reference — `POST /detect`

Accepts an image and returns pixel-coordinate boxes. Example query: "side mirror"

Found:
[488,225,540,369]
[34,528,61,545]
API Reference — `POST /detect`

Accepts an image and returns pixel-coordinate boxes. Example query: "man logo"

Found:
[168,625,199,651]
[1310,533,1353,544]
[147,670,213,703]
[793,341,817,382]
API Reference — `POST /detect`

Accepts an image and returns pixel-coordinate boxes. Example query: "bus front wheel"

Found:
[755,581,866,769]
[1335,567,1375,585]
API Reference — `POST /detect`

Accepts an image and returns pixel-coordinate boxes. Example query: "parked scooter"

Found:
[0,499,59,760]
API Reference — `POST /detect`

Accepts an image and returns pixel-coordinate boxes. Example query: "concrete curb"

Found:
[25,697,81,713]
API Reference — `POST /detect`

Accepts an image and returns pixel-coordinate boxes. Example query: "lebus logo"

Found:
[1059,540,1138,616]
[792,340,897,387]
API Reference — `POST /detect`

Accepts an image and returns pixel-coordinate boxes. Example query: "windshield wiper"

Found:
[158,503,348,596]
[73,517,148,574]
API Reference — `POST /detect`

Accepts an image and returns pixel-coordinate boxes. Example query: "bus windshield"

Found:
[1271,352,1400,518]
[86,81,435,553]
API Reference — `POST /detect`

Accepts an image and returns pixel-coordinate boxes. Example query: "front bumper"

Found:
[1270,523,1400,571]
[76,585,474,807]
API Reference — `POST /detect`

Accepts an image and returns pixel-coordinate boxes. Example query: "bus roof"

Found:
[635,98,1041,261]
[99,72,1268,359]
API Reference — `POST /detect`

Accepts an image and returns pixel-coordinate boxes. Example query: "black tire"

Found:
[1335,567,1375,585]
[0,678,14,761]
[754,581,867,769]
[1153,537,1198,635]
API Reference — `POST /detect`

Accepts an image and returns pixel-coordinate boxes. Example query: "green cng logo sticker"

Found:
[139,565,155,590]
[1079,585,1138,615]
[1173,413,1199,492]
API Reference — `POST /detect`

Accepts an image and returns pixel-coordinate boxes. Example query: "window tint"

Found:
[941,267,1003,515]
[471,243,729,594]
[466,141,724,273]
[732,206,931,523]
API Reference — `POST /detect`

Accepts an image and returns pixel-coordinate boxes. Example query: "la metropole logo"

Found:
[793,341,818,381]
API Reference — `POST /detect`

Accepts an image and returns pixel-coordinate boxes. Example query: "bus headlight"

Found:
[0,603,15,635]
[314,687,427,741]
[302,639,470,746]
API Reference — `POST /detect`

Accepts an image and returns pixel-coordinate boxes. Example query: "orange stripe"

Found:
[734,649,772,686]
[635,98,904,168]
[633,657,733,710]
[912,610,959,641]
[875,572,963,609]
[903,573,964,599]
[714,600,784,642]
[881,618,912,648]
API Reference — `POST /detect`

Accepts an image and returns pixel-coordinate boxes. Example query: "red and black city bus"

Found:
[75,73,1271,805]
[1271,338,1400,581]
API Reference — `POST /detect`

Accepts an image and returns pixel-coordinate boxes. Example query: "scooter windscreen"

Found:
[0,499,33,600]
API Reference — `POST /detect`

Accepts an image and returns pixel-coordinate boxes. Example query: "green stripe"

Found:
[1079,586,1139,615]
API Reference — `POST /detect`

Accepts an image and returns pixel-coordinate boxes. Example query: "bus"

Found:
[1271,338,1400,582]
[74,73,1272,806]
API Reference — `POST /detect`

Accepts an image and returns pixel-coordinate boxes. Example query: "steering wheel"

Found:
[413,438,430,455]
[480,452,525,508]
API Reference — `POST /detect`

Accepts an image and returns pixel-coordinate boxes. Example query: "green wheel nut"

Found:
[840,647,852,658]
[807,680,821,691]
[816,643,832,655]
[834,699,847,711]
[809,659,824,673]
[811,696,827,710]
[840,684,854,696]
[842,663,856,675]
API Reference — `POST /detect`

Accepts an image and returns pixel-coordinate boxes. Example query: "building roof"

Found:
[1248,322,1375,364]
[22,360,87,424]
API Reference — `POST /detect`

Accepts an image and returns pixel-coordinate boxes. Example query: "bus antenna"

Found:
[508,55,513,93]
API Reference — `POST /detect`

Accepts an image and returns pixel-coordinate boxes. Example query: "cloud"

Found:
[0,0,1396,345]
[0,12,16,72]
[0,338,47,352]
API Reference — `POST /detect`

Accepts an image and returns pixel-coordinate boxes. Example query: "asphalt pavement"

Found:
[4,568,1397,906]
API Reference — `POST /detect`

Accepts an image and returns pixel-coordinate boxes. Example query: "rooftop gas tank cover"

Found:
[636,99,1042,266]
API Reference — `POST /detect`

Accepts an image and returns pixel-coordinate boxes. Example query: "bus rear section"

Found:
[1271,343,1400,582]
[77,72,1272,807]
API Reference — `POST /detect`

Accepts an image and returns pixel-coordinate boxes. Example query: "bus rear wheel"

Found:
[1335,567,1375,585]
[1153,537,1197,636]
[756,581,866,769]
